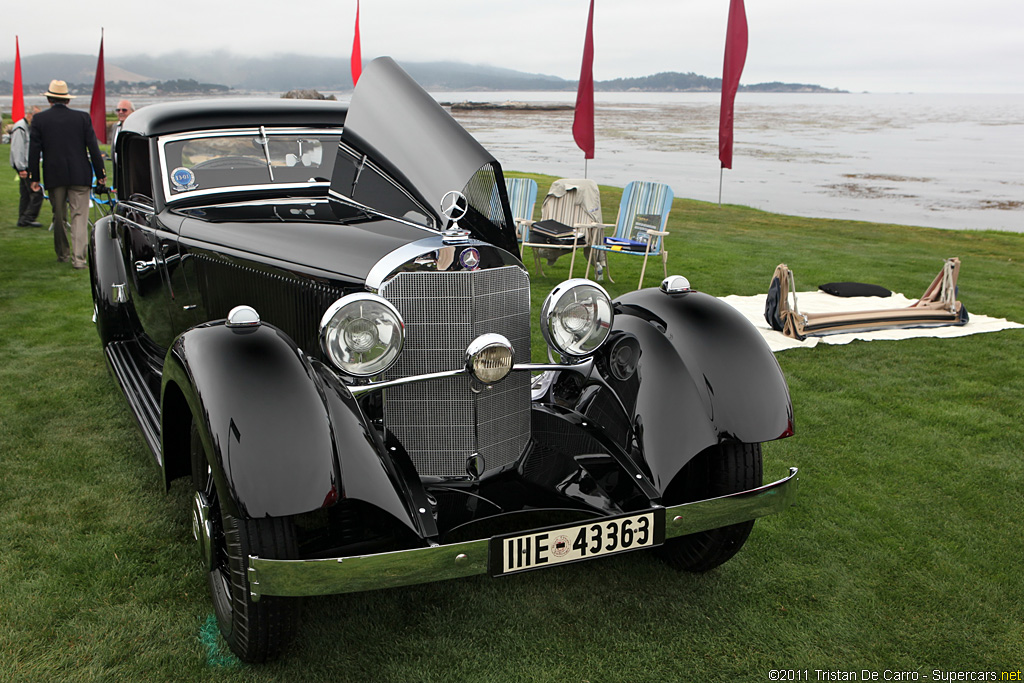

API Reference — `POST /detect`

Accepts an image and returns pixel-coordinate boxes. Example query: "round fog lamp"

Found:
[541,279,614,358]
[466,333,515,384]
[320,293,405,377]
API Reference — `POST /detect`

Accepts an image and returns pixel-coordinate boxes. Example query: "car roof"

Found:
[123,98,349,137]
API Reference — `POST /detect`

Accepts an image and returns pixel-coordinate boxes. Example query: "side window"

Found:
[121,136,154,204]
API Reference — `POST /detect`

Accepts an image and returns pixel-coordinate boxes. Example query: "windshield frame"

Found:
[157,126,342,205]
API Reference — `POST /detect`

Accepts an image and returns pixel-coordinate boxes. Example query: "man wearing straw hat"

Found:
[28,79,107,269]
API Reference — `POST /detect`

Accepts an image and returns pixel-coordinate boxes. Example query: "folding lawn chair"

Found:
[504,177,538,257]
[764,257,969,340]
[587,181,673,290]
[521,178,603,277]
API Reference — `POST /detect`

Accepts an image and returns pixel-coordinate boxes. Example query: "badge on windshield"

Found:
[171,167,198,191]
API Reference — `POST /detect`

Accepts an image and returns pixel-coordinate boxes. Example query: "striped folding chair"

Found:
[587,181,674,290]
[504,177,538,257]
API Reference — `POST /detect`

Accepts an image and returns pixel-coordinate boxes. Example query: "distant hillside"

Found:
[0,52,845,95]
[597,71,845,93]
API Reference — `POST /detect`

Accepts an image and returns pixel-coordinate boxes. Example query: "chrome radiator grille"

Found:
[380,266,531,477]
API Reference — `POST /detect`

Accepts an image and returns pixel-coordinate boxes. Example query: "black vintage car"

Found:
[91,57,799,662]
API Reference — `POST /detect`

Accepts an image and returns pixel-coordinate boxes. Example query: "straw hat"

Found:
[43,80,75,99]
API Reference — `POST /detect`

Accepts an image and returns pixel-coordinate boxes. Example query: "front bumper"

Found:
[247,467,799,600]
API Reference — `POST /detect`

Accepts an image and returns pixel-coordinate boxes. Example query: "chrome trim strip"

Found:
[113,213,154,233]
[166,182,329,205]
[159,127,344,143]
[247,467,799,599]
[365,236,448,291]
[363,236,531,293]
[195,197,328,209]
[512,358,594,374]
[349,368,465,397]
[345,359,593,397]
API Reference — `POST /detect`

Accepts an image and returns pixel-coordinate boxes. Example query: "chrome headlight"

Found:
[540,279,614,358]
[319,293,405,377]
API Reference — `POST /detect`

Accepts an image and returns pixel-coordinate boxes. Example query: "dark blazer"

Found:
[28,103,106,188]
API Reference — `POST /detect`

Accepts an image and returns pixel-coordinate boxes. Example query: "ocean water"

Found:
[31,90,1023,232]
[442,91,1024,233]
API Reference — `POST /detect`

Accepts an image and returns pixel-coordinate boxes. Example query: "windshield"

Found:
[160,130,340,201]
[331,57,517,253]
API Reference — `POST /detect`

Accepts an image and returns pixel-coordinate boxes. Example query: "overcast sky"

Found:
[8,0,1024,93]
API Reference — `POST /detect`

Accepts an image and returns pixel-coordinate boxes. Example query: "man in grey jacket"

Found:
[9,106,44,227]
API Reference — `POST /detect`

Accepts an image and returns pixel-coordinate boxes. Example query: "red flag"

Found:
[12,37,24,123]
[351,0,362,87]
[90,31,107,144]
[572,0,595,160]
[718,0,748,169]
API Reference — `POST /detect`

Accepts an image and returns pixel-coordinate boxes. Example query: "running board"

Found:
[105,341,163,463]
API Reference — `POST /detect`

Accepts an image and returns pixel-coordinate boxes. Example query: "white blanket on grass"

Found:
[718,291,1024,353]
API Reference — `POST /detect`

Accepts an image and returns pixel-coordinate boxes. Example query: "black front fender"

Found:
[161,321,416,531]
[162,322,337,519]
[612,288,794,491]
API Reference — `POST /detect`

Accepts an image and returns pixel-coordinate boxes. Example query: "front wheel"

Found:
[190,421,301,662]
[655,441,763,572]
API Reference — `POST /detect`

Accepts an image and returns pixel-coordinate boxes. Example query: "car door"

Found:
[114,197,183,351]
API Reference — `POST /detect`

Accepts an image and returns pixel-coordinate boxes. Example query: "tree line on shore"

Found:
[1,52,844,96]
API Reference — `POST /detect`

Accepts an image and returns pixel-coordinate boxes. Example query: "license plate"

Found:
[489,510,665,577]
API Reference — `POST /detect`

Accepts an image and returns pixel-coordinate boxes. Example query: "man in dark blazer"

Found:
[29,79,107,269]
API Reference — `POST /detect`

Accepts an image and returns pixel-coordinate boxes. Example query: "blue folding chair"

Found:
[504,177,538,257]
[90,183,116,220]
[587,181,674,290]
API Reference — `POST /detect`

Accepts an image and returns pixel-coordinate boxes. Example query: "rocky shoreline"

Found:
[444,101,574,112]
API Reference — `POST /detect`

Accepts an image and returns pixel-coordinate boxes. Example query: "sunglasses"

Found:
[116,108,130,113]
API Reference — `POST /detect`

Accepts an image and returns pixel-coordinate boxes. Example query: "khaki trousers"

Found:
[49,186,90,268]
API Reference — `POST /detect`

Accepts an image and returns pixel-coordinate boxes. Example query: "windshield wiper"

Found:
[255,126,275,182]
[351,153,366,194]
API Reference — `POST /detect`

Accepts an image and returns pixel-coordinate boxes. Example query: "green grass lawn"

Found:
[2,152,1022,682]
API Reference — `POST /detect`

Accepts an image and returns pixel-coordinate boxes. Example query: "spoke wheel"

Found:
[190,421,301,662]
[655,441,763,573]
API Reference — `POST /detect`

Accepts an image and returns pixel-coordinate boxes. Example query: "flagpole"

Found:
[572,0,595,169]
[718,0,748,206]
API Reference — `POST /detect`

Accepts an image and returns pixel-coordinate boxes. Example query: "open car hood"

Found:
[331,57,517,253]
